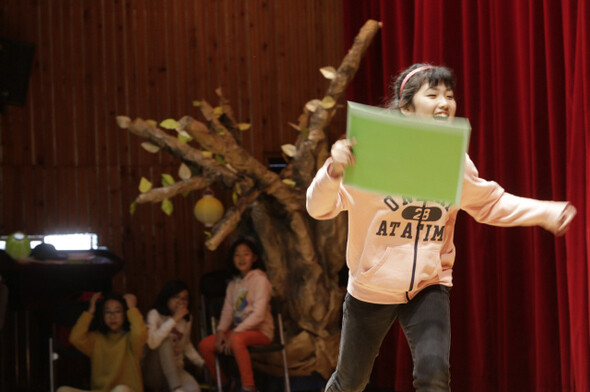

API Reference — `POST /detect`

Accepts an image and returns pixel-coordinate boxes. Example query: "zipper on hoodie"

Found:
[407,201,427,296]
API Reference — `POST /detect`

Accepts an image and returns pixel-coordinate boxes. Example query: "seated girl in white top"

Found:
[143,280,205,392]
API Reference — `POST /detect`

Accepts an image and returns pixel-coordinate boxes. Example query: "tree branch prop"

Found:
[117,19,382,379]
[179,114,304,215]
[136,176,214,204]
[292,19,382,187]
[117,116,241,186]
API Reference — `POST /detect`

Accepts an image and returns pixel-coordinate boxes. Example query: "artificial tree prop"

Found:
[117,19,381,378]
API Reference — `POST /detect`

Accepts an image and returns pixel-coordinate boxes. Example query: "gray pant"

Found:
[142,338,201,392]
[325,285,451,392]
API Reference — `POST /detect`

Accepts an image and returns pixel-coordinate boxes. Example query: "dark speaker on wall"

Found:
[0,38,35,107]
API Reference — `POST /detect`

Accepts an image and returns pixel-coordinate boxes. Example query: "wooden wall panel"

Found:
[0,0,347,318]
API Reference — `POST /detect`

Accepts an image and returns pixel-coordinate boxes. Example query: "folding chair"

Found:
[247,312,290,392]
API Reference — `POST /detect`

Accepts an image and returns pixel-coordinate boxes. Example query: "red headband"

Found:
[399,66,434,97]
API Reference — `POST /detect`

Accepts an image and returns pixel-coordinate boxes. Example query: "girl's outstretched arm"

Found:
[460,155,577,234]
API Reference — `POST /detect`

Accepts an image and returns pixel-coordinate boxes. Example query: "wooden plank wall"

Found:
[0,0,347,317]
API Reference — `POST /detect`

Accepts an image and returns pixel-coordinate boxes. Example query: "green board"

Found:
[344,101,471,205]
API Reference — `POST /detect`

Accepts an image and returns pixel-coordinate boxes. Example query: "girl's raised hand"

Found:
[329,138,356,178]
[123,293,138,309]
[88,292,102,314]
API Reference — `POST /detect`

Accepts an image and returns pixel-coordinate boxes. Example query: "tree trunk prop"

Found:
[117,20,381,378]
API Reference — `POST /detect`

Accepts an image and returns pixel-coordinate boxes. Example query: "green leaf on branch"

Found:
[238,123,251,131]
[141,142,161,153]
[130,201,137,215]
[177,130,193,143]
[178,163,192,180]
[161,198,173,215]
[160,118,179,130]
[161,173,175,187]
[319,66,337,79]
[215,154,227,165]
[139,177,153,193]
[321,96,336,109]
[282,179,296,188]
[281,144,297,157]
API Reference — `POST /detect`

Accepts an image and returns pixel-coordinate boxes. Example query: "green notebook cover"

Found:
[344,101,471,205]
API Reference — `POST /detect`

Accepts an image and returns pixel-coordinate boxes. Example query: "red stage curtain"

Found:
[342,1,589,391]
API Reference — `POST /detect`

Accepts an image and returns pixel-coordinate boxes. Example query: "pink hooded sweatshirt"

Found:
[306,155,571,304]
[217,269,274,341]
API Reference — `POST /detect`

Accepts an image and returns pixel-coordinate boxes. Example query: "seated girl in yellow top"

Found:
[57,292,148,392]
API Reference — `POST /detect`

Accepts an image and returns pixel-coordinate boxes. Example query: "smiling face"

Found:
[233,243,257,276]
[103,299,125,333]
[167,289,189,314]
[401,82,456,121]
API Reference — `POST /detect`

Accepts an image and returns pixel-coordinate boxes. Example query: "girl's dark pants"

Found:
[325,285,451,392]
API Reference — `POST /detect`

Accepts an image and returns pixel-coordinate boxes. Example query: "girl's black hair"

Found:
[91,292,130,335]
[387,63,456,111]
[228,236,265,276]
[152,280,191,316]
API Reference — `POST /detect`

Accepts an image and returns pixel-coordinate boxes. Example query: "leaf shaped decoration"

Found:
[129,201,137,215]
[116,116,131,129]
[177,131,193,143]
[139,177,153,193]
[234,183,242,195]
[204,231,212,238]
[201,151,213,158]
[161,198,173,216]
[146,119,158,127]
[319,66,337,79]
[178,163,191,180]
[161,173,175,187]
[215,154,227,165]
[160,118,179,130]
[213,106,224,118]
[281,144,297,157]
[232,191,238,205]
[192,100,202,107]
[141,142,161,153]
[321,96,336,109]
[282,179,296,188]
[238,123,251,131]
